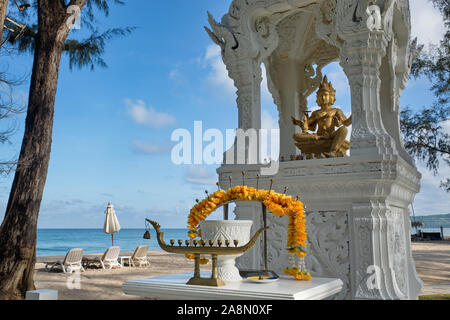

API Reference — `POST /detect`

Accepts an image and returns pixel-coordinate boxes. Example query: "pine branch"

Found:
[441,178,450,193]
[63,27,134,70]
[401,104,450,172]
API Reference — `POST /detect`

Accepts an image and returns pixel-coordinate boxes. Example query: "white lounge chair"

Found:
[93,246,121,269]
[131,245,149,267]
[44,248,85,274]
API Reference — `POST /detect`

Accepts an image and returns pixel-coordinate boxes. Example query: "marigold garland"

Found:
[284,267,312,281]
[186,185,311,281]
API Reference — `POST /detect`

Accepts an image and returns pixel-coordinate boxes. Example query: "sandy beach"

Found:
[411,240,450,296]
[34,241,450,300]
[35,251,210,300]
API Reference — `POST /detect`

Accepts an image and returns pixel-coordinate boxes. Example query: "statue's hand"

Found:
[344,115,352,127]
[303,114,309,123]
[291,116,302,127]
[302,115,310,132]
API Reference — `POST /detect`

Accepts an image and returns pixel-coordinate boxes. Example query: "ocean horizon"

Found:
[411,227,450,236]
[36,228,189,257]
[37,227,450,258]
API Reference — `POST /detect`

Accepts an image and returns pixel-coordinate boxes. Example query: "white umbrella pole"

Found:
[105,203,120,247]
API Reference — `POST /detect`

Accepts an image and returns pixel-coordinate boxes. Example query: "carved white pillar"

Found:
[329,2,421,298]
[232,59,262,132]
[269,60,300,160]
[278,105,299,160]
[350,202,394,299]
[337,33,420,300]
[339,31,396,157]
[223,58,263,165]
[349,199,421,300]
[234,201,263,270]
[224,57,262,164]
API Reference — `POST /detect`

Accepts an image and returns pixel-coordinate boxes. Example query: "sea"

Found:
[37,228,188,257]
[37,227,450,257]
[411,227,450,237]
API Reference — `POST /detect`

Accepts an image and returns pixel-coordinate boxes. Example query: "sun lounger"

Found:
[44,248,85,274]
[131,245,150,267]
[93,246,122,269]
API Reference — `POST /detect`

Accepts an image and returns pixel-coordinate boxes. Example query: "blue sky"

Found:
[0,0,448,228]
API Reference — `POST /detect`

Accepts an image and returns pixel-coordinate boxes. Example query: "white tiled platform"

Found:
[25,289,58,300]
[122,272,343,300]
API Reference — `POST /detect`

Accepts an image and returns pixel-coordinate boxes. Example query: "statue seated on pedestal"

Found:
[291,76,352,159]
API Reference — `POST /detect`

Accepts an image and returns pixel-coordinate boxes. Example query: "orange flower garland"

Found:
[187,185,311,281]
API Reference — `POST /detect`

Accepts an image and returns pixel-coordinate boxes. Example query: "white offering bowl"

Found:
[199,220,253,282]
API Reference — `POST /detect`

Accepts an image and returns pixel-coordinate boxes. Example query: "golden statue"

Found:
[291,76,352,159]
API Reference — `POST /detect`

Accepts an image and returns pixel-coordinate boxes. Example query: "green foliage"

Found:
[400,104,450,173]
[411,0,449,103]
[0,72,24,176]
[0,72,24,144]
[1,0,132,177]
[4,0,133,70]
[441,178,450,193]
[402,0,450,192]
[64,27,134,70]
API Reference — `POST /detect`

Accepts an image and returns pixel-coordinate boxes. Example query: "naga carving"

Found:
[204,11,238,53]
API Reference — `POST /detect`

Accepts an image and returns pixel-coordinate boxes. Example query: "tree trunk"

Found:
[0,1,71,300]
[0,0,8,47]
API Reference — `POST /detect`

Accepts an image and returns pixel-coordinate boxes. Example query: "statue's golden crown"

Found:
[317,76,336,95]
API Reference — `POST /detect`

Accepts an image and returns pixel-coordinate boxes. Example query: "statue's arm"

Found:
[343,114,352,127]
[305,112,320,132]
[308,121,317,132]
[291,115,311,132]
[336,109,352,127]
[291,116,302,127]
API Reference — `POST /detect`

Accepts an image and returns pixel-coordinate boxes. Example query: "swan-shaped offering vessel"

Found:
[146,219,267,287]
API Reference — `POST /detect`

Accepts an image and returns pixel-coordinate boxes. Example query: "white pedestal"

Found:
[200,220,253,282]
[25,289,58,300]
[218,155,423,300]
[122,272,343,300]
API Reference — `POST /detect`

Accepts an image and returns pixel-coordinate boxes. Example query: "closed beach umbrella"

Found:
[104,203,120,246]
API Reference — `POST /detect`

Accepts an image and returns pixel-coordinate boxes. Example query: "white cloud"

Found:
[261,64,275,106]
[410,0,446,45]
[261,109,279,130]
[169,63,184,81]
[169,68,181,80]
[125,99,176,129]
[410,118,449,215]
[324,64,349,97]
[183,165,217,185]
[204,45,236,97]
[131,140,171,155]
[205,45,220,61]
[203,45,276,106]
[413,161,450,215]
[412,119,450,215]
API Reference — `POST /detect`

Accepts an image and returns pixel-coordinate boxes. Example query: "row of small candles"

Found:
[169,239,240,247]
[194,172,300,202]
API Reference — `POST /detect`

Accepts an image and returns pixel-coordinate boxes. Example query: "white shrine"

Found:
[207,0,423,300]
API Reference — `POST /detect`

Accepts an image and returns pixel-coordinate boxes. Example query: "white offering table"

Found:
[122,272,343,300]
